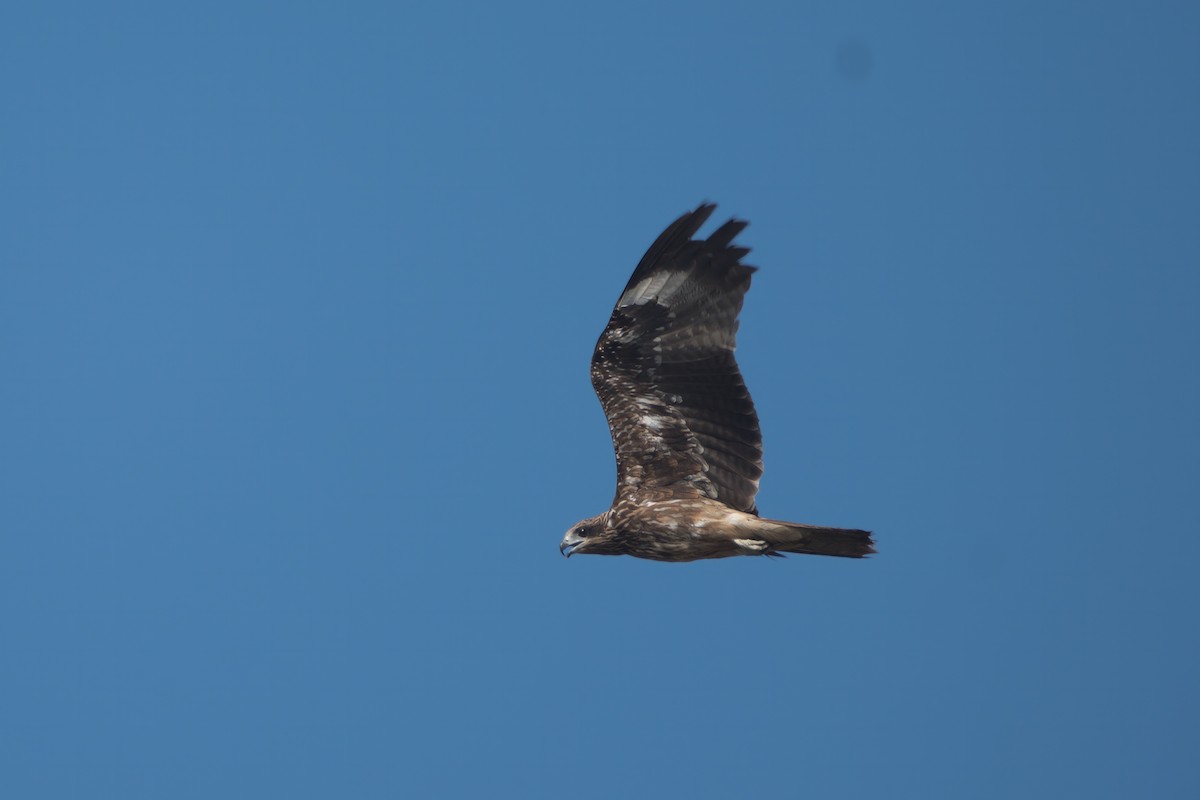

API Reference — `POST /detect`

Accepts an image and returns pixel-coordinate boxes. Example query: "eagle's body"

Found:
[560,203,874,562]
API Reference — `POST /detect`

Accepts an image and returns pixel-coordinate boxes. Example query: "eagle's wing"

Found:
[590,203,764,513]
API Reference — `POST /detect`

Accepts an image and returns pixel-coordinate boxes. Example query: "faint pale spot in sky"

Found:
[835,38,874,82]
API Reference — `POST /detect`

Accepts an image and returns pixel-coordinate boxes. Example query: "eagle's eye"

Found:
[577,525,593,538]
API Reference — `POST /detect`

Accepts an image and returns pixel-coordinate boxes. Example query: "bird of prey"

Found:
[560,203,874,562]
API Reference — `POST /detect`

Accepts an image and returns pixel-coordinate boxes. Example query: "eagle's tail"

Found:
[759,519,876,558]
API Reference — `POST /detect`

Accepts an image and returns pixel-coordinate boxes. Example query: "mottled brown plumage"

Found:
[560,203,874,562]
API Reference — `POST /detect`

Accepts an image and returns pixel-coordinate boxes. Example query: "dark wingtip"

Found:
[619,200,757,300]
[707,218,749,249]
[677,202,718,240]
[623,202,718,290]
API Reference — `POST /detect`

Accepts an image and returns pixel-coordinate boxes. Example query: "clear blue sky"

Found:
[3,2,1198,798]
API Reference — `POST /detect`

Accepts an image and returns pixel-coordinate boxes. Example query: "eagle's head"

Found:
[560,514,619,557]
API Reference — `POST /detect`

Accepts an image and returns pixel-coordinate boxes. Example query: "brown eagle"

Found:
[560,203,874,562]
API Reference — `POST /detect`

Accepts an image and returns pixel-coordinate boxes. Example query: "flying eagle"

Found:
[560,203,874,562]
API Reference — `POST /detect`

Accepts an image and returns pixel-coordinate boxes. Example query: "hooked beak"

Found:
[559,530,585,558]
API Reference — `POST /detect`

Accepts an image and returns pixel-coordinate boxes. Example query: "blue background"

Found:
[3,2,1198,797]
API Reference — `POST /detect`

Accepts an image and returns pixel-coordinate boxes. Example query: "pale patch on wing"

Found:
[734,538,768,551]
[655,269,692,304]
[640,414,666,430]
[619,271,683,306]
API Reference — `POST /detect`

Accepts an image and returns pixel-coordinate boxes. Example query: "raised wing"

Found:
[590,203,764,513]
